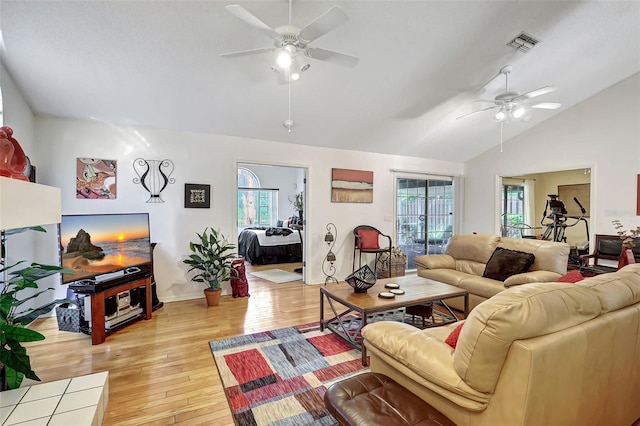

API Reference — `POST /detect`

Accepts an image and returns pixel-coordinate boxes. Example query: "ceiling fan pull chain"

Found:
[500,122,504,152]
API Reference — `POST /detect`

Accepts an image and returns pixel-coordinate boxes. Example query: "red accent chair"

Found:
[352,225,392,276]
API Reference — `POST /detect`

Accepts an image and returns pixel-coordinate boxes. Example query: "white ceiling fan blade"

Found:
[531,102,562,109]
[226,5,282,42]
[456,105,498,120]
[474,99,504,105]
[220,47,276,58]
[518,86,557,100]
[306,47,359,68]
[298,6,349,43]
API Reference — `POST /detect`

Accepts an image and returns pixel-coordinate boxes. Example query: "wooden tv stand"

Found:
[70,270,153,345]
[88,275,152,345]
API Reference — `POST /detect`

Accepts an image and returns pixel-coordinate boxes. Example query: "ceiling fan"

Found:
[457,65,562,122]
[220,1,359,81]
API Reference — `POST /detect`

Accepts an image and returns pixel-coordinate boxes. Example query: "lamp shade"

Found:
[0,177,61,230]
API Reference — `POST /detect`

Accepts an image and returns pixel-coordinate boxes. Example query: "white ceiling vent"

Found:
[507,32,539,52]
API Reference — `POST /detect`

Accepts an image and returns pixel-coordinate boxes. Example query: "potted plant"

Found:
[183,228,236,306]
[0,260,72,390]
[289,191,304,223]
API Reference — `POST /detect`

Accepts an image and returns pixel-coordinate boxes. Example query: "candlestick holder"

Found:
[323,222,338,285]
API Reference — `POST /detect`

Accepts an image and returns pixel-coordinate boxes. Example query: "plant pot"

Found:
[204,288,222,306]
[298,210,303,224]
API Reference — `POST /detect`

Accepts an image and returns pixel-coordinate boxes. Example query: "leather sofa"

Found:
[362,264,640,426]
[414,234,570,310]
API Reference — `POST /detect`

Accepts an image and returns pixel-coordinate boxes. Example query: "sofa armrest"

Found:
[362,321,487,403]
[414,254,456,270]
[503,270,562,287]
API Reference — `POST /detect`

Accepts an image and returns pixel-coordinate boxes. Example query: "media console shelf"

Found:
[70,270,153,345]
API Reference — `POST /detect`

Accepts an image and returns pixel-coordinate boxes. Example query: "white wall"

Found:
[32,117,463,302]
[465,73,640,247]
[1,64,34,151]
[1,64,63,313]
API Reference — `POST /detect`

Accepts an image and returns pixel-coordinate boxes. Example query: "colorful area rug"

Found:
[249,269,302,283]
[209,322,369,425]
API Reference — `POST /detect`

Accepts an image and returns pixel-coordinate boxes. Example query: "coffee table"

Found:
[320,275,469,365]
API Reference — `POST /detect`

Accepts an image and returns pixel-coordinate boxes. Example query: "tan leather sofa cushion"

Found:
[446,234,500,264]
[456,276,506,299]
[576,263,640,312]
[498,237,569,275]
[418,268,471,287]
[453,282,602,393]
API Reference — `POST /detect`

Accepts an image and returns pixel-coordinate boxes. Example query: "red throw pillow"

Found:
[557,270,584,283]
[445,322,465,349]
[357,230,380,249]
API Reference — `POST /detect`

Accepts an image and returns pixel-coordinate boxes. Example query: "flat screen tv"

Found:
[59,213,152,284]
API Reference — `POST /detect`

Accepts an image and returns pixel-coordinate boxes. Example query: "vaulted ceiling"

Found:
[1,1,639,162]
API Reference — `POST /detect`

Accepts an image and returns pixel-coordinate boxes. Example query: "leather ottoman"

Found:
[324,372,455,426]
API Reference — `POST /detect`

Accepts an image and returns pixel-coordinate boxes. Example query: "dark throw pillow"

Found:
[483,247,535,282]
[557,270,585,283]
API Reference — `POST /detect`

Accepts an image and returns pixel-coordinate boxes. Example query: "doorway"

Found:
[500,168,591,248]
[236,162,307,282]
[396,177,454,270]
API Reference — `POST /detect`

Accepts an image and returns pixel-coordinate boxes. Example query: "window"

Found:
[501,184,525,238]
[237,168,278,227]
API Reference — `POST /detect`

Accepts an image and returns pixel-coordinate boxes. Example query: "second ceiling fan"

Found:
[457,65,562,122]
[220,1,359,81]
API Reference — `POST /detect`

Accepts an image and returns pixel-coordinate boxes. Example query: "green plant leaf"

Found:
[13,299,71,325]
[0,324,46,343]
[0,342,40,383]
[2,364,25,389]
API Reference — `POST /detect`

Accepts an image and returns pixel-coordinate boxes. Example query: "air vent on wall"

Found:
[507,32,539,52]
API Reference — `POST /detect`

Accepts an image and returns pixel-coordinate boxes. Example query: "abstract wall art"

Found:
[76,158,117,199]
[331,168,373,203]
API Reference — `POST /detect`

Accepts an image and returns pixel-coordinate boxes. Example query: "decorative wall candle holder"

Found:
[133,158,175,203]
[323,222,338,285]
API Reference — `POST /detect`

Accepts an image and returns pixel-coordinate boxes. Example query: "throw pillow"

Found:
[445,322,465,349]
[483,247,535,282]
[557,269,584,283]
[357,230,380,249]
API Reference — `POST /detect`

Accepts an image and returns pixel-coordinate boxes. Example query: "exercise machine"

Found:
[540,194,590,246]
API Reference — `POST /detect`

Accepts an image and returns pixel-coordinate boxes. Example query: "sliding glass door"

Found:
[396,177,454,269]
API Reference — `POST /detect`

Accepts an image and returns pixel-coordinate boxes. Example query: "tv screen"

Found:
[59,213,152,284]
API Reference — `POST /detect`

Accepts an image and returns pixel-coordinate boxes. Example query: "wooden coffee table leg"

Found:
[464,293,469,318]
[320,291,325,331]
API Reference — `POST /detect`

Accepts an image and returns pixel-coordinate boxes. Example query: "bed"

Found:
[238,227,302,265]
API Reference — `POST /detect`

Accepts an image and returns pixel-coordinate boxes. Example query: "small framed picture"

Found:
[184,183,210,208]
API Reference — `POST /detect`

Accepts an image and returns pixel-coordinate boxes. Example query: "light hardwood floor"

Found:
[25,262,333,426]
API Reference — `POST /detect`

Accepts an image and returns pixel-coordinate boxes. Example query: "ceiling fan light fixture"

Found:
[295,55,310,72]
[276,45,296,69]
[512,106,526,119]
[494,108,507,121]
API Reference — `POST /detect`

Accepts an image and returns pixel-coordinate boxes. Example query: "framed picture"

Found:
[558,183,590,217]
[185,183,210,208]
[331,168,373,203]
[76,158,117,199]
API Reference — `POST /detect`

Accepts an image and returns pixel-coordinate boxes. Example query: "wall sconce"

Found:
[133,158,175,203]
[323,222,338,285]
